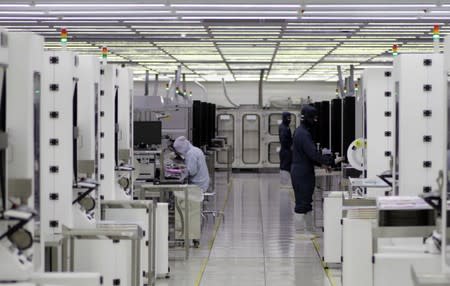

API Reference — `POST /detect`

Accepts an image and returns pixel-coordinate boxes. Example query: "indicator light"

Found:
[433,24,440,40]
[101,46,108,59]
[60,27,68,45]
[392,44,398,56]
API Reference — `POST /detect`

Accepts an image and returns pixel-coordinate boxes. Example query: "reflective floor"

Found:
[156,172,340,286]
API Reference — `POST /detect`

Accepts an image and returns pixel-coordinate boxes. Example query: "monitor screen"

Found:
[134,121,162,148]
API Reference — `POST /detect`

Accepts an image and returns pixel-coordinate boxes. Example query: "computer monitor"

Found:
[134,121,162,149]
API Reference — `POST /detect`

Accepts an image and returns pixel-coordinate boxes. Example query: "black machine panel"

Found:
[0,69,6,212]
[312,102,321,144]
[133,121,162,149]
[73,83,78,179]
[201,102,208,146]
[343,96,356,156]
[192,101,216,148]
[330,98,342,155]
[208,103,216,145]
[192,100,202,147]
[319,101,330,150]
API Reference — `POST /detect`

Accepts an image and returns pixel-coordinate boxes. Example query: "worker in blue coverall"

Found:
[291,105,334,237]
[278,112,293,185]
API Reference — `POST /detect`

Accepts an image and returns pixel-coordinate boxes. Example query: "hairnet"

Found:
[173,136,191,155]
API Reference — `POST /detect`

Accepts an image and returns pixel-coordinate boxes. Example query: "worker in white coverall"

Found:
[173,136,210,201]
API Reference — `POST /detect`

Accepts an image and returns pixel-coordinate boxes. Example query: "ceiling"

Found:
[0,0,449,81]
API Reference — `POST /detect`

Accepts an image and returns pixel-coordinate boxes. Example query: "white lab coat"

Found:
[185,145,210,193]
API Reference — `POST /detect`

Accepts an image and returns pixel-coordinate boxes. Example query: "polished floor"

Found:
[156,172,341,286]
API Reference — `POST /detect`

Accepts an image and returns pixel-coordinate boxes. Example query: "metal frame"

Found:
[100,200,157,286]
[137,184,191,259]
[61,224,144,286]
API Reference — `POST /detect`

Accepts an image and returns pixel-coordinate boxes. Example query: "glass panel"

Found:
[269,113,296,135]
[216,114,234,164]
[33,72,41,216]
[268,142,280,164]
[242,114,260,164]
[0,67,5,212]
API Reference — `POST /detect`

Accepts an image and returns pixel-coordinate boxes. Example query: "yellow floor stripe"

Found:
[287,186,338,286]
[312,238,338,286]
[194,179,233,286]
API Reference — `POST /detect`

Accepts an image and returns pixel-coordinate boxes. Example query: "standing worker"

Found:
[278,112,293,186]
[291,105,334,238]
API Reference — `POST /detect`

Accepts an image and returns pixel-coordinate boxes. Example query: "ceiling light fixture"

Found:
[303,10,422,14]
[0,4,31,7]
[48,10,171,15]
[63,17,178,20]
[171,4,301,8]
[175,10,298,14]
[0,17,58,20]
[301,16,419,20]
[182,16,298,20]
[35,3,166,7]
[306,4,436,8]
[0,11,45,15]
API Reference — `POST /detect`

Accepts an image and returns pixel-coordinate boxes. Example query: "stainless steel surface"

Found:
[0,131,7,149]
[101,200,157,286]
[61,224,143,286]
[139,184,191,260]
[7,178,32,204]
[77,160,95,176]
[343,198,377,207]
[156,172,336,286]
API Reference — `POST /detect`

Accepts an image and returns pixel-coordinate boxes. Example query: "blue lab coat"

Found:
[290,105,333,214]
[278,112,293,172]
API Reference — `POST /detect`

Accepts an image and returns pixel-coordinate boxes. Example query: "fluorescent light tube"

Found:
[306,4,436,8]
[182,16,298,20]
[43,20,120,23]
[172,4,300,8]
[0,11,45,14]
[63,17,178,20]
[36,3,166,7]
[0,4,31,7]
[0,17,58,20]
[48,10,171,14]
[301,16,419,20]
[304,10,421,14]
[176,10,298,14]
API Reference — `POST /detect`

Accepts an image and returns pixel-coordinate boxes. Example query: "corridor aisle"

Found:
[202,173,333,286]
[157,173,334,286]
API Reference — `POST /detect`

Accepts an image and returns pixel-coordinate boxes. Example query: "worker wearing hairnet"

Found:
[278,112,293,185]
[173,136,210,199]
[291,105,334,237]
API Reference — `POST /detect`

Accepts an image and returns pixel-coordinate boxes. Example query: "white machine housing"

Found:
[1,31,44,281]
[117,65,134,162]
[394,54,447,196]
[40,51,79,243]
[99,63,130,200]
[77,55,100,180]
[115,66,134,198]
[361,68,395,196]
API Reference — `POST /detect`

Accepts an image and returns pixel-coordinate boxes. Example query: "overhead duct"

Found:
[258,69,265,108]
[194,81,208,102]
[348,65,355,97]
[222,78,238,108]
[153,74,159,97]
[337,66,345,98]
[144,70,149,96]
